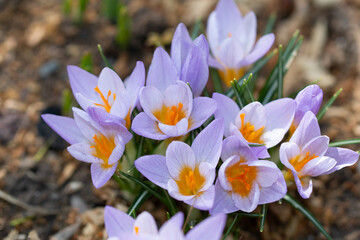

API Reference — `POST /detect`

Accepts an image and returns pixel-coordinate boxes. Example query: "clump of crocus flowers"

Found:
[43,0,359,238]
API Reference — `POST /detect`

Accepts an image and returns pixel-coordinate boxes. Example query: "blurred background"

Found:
[1,0,360,239]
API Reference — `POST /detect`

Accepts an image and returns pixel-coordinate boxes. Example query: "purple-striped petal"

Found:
[232,181,260,212]
[258,173,287,204]
[163,81,193,117]
[131,112,168,140]
[104,206,135,237]
[158,118,189,137]
[300,156,336,177]
[135,155,171,189]
[324,147,359,174]
[72,107,99,140]
[166,141,196,179]
[290,111,321,147]
[184,185,215,210]
[124,61,145,110]
[301,135,329,157]
[279,142,301,172]
[139,86,163,122]
[209,180,238,215]
[133,212,158,235]
[237,11,256,54]
[217,37,244,69]
[293,172,313,199]
[90,162,118,188]
[171,23,193,74]
[213,93,240,136]
[240,33,275,66]
[186,214,226,240]
[188,97,217,131]
[159,212,185,240]
[167,179,196,201]
[67,143,99,163]
[98,67,126,95]
[247,160,281,188]
[221,135,257,162]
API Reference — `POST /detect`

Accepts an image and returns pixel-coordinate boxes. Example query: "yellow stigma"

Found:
[239,113,264,144]
[90,133,116,169]
[176,166,205,196]
[290,152,318,173]
[134,226,139,235]
[226,160,257,197]
[218,68,245,87]
[153,102,185,126]
[93,86,116,113]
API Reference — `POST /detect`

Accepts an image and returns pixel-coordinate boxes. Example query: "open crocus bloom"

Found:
[67,62,145,129]
[104,206,227,240]
[135,119,224,210]
[210,135,286,214]
[42,107,132,188]
[213,93,296,148]
[171,23,209,97]
[280,112,359,199]
[207,0,275,86]
[290,84,323,135]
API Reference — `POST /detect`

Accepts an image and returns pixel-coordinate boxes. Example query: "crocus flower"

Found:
[213,93,296,148]
[210,135,287,214]
[290,84,323,134]
[171,23,209,97]
[42,107,132,188]
[280,111,359,198]
[135,119,224,210]
[207,0,275,86]
[67,62,145,129]
[132,47,216,140]
[104,206,227,240]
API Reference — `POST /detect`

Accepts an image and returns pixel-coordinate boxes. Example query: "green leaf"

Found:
[260,204,268,232]
[116,4,131,49]
[118,171,166,204]
[236,212,263,217]
[263,13,276,35]
[317,88,343,121]
[231,80,244,108]
[127,190,150,217]
[210,68,223,93]
[163,189,177,216]
[277,45,283,99]
[243,74,255,102]
[97,44,113,69]
[80,52,94,73]
[191,19,203,40]
[283,194,332,240]
[222,215,239,240]
[329,138,360,147]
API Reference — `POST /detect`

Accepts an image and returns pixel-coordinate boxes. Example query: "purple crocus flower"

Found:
[290,84,323,134]
[132,47,216,140]
[104,206,226,240]
[135,119,224,210]
[42,107,132,188]
[67,62,145,129]
[171,23,209,97]
[280,111,359,199]
[207,0,275,86]
[210,135,286,214]
[213,93,296,148]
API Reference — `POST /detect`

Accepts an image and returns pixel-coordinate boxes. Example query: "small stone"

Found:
[38,60,59,79]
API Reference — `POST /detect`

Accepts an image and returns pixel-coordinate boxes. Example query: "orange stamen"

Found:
[226,160,257,197]
[239,113,264,144]
[218,68,245,87]
[153,102,185,126]
[90,133,116,169]
[94,86,116,113]
[134,226,139,235]
[290,152,318,173]
[176,166,205,196]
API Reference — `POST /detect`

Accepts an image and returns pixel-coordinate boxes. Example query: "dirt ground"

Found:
[1,0,360,239]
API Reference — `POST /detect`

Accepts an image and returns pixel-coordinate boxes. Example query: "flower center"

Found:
[218,68,245,87]
[93,86,116,113]
[153,102,185,126]
[239,113,264,144]
[90,133,116,169]
[176,166,205,196]
[226,160,257,197]
[290,151,318,173]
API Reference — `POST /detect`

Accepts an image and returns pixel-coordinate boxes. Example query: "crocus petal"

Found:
[290,111,320,148]
[160,212,184,232]
[104,206,135,237]
[109,92,132,120]
[210,180,238,215]
[247,160,281,188]
[240,33,275,66]
[263,98,296,148]
[159,212,185,240]
[218,155,239,191]
[41,114,83,144]
[213,93,240,136]
[90,162,118,188]
[107,136,126,165]
[198,162,216,191]
[188,97,217,132]
[167,179,197,201]
[67,142,99,163]
[294,84,323,126]
[293,172,313,199]
[67,65,98,106]
[166,141,196,179]
[221,135,257,162]
[186,214,227,240]
[158,118,189,138]
[232,181,260,212]
[75,92,96,112]
[301,135,329,157]
[134,212,158,235]
[139,86,164,122]
[279,142,301,172]
[217,37,244,69]
[131,112,168,140]
[171,23,193,74]
[324,147,359,174]
[237,11,256,54]
[207,12,220,57]
[147,47,178,92]
[124,61,145,110]
[135,155,171,189]
[208,55,223,70]
[181,40,209,97]
[98,67,126,95]
[184,185,215,210]
[163,81,193,117]
[191,119,224,167]
[72,107,99,140]
[235,101,266,132]
[251,145,270,159]
[258,174,287,204]
[300,156,336,177]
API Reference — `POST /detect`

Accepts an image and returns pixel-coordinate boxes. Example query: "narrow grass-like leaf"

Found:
[317,88,342,121]
[127,190,150,217]
[136,137,144,159]
[283,194,332,240]
[231,80,244,109]
[80,53,94,73]
[191,19,203,40]
[242,73,255,102]
[163,189,177,216]
[329,138,360,147]
[210,68,223,93]
[97,44,113,69]
[277,45,283,99]
[222,215,239,240]
[263,13,276,35]
[260,204,268,232]
[234,212,263,217]
[118,171,166,203]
